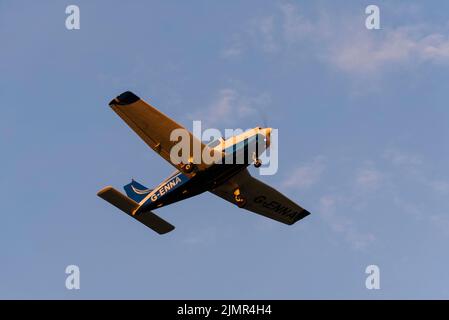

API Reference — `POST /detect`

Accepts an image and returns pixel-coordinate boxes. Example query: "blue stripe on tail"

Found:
[123,179,152,203]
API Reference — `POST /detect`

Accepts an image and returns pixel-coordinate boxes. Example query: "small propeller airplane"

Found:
[98,91,310,234]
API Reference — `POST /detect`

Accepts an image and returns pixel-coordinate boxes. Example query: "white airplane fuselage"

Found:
[135,127,272,213]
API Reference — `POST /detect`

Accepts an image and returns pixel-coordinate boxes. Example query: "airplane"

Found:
[97,91,311,234]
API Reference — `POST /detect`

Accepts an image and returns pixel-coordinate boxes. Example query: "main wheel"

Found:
[183,163,194,173]
[254,159,262,168]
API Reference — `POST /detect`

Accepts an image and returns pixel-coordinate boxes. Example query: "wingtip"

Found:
[109,91,140,106]
[288,209,311,225]
[157,225,176,235]
[97,186,114,197]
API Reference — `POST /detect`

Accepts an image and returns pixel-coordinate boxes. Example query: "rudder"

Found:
[123,179,152,203]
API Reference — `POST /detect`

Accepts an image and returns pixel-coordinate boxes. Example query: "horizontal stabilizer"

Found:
[97,186,175,234]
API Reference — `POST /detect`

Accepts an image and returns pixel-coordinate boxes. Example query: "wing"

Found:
[109,91,208,172]
[211,169,310,225]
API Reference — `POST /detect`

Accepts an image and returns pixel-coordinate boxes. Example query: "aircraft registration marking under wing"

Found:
[211,169,310,225]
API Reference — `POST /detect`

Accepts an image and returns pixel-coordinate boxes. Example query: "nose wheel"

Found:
[233,188,247,208]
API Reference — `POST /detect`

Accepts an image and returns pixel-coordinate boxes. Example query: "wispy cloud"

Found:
[225,2,449,75]
[279,2,314,45]
[393,196,425,221]
[283,156,325,189]
[194,88,270,127]
[328,26,449,74]
[428,180,449,194]
[182,226,219,245]
[383,148,423,167]
[221,35,244,58]
[384,147,449,195]
[221,15,278,58]
[249,16,279,53]
[430,214,449,236]
[286,146,448,249]
[284,156,377,250]
[221,45,243,59]
[319,194,376,250]
[355,167,383,190]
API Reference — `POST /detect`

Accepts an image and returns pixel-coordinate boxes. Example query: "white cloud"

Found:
[249,16,279,53]
[319,195,376,250]
[285,146,449,248]
[329,28,414,74]
[417,33,449,61]
[283,156,325,189]
[229,2,449,75]
[383,148,422,167]
[282,146,449,247]
[195,88,270,127]
[393,196,425,221]
[428,180,449,194]
[221,45,242,58]
[221,35,244,58]
[182,226,218,245]
[430,214,449,236]
[355,167,383,190]
[328,27,449,74]
[383,148,449,195]
[283,157,377,249]
[279,3,314,45]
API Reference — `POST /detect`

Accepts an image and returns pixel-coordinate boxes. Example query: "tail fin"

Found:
[123,179,152,203]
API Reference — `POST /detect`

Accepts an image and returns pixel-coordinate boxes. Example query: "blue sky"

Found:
[1,0,449,299]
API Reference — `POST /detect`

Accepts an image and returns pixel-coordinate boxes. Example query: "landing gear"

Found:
[182,162,194,173]
[233,188,247,208]
[252,152,262,168]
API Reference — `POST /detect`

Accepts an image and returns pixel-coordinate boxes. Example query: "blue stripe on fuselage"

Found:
[140,172,190,208]
[137,134,264,212]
